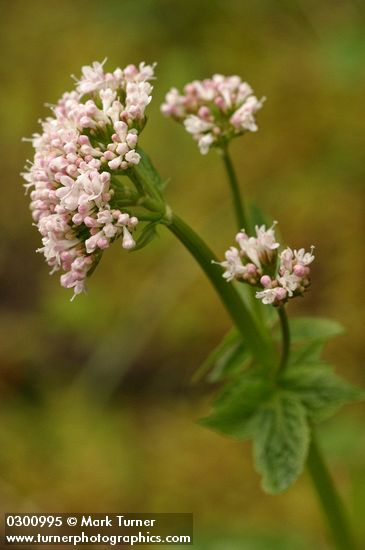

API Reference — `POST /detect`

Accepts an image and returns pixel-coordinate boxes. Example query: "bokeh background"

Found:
[1,0,365,548]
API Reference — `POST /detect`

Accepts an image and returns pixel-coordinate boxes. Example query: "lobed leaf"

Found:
[207,340,250,382]
[192,329,250,383]
[253,393,310,494]
[200,370,273,439]
[282,364,365,422]
[289,317,345,342]
[288,340,324,366]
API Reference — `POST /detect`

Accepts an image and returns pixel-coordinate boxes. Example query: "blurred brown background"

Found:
[0,1,364,548]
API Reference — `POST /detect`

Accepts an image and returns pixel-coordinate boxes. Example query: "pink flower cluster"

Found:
[218,224,315,306]
[161,74,264,154]
[22,60,155,299]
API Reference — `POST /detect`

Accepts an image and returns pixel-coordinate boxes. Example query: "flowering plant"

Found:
[23,61,363,549]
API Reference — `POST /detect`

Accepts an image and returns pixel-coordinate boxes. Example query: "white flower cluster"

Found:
[218,223,315,306]
[23,60,155,299]
[161,74,264,154]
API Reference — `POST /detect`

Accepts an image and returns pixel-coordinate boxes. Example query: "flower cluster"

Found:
[22,60,155,299]
[161,74,264,154]
[218,223,315,306]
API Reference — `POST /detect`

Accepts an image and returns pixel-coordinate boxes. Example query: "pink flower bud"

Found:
[236,231,248,243]
[122,227,135,250]
[214,96,225,109]
[260,275,272,288]
[246,263,257,275]
[126,133,138,148]
[118,213,130,225]
[275,287,287,301]
[116,142,129,156]
[80,116,94,128]
[124,64,138,78]
[97,237,109,249]
[103,151,115,161]
[66,165,77,176]
[84,216,97,228]
[78,135,89,145]
[108,157,121,170]
[184,83,195,95]
[78,204,89,215]
[60,251,73,262]
[293,264,305,277]
[72,213,83,225]
[198,106,210,118]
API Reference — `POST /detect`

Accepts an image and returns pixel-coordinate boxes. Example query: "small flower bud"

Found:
[122,227,135,250]
[275,287,287,301]
[293,264,306,277]
[260,275,272,288]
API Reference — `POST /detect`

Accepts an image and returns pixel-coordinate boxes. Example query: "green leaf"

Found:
[200,370,273,439]
[289,340,324,366]
[253,393,310,494]
[192,328,251,383]
[289,317,345,342]
[130,222,159,252]
[208,340,250,383]
[135,147,166,191]
[192,328,241,383]
[282,364,365,422]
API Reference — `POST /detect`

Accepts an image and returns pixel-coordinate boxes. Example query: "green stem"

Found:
[277,306,290,373]
[221,146,249,231]
[164,212,273,370]
[307,436,356,550]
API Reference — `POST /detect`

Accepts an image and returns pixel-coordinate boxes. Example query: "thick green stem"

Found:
[221,146,249,232]
[277,306,290,373]
[307,436,356,550]
[164,212,273,370]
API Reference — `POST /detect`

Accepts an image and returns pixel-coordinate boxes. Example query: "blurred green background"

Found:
[1,0,365,548]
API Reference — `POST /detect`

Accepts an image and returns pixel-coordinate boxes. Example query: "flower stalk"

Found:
[220,145,249,232]
[277,306,290,374]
